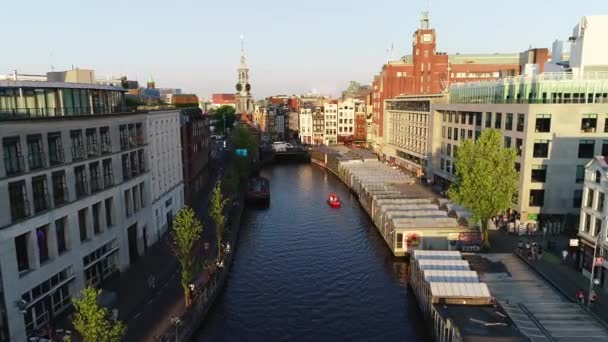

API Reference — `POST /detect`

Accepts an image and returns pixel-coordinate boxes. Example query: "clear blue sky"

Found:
[3,0,607,98]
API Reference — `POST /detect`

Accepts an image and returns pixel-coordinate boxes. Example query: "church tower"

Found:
[235,35,253,115]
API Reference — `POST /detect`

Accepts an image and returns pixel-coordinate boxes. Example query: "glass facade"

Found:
[0,84,125,118]
[449,72,608,104]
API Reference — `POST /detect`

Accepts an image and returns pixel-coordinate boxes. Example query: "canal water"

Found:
[197,163,427,341]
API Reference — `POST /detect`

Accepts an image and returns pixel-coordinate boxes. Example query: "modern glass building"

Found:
[0,81,125,118]
[449,72,608,105]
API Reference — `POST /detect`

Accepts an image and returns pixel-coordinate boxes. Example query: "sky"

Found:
[3,0,608,98]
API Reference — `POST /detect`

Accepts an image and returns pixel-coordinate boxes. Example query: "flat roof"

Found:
[429,282,491,299]
[413,250,463,258]
[424,270,479,283]
[0,80,126,92]
[434,304,527,342]
[417,259,470,270]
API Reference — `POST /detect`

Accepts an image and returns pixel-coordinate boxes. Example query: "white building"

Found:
[323,102,338,145]
[146,112,184,240]
[578,156,608,289]
[337,99,355,141]
[0,80,183,340]
[299,108,313,144]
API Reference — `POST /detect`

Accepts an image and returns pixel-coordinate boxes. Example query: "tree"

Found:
[209,183,229,261]
[448,129,519,248]
[71,286,126,342]
[232,125,260,175]
[171,207,203,307]
[212,105,236,135]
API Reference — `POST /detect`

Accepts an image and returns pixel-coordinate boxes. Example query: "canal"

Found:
[197,163,428,341]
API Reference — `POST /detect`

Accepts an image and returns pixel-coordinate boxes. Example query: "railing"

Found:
[28,151,46,170]
[4,154,25,175]
[120,135,129,150]
[49,148,65,165]
[0,106,128,119]
[53,186,69,206]
[122,166,132,180]
[87,143,100,156]
[33,193,50,213]
[72,144,86,160]
[100,142,112,154]
[90,176,102,193]
[75,181,88,198]
[104,174,114,188]
[10,199,30,222]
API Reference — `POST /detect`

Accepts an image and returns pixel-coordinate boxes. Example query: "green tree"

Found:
[212,105,236,135]
[171,207,203,307]
[71,286,126,342]
[448,129,519,248]
[209,183,229,261]
[232,125,260,176]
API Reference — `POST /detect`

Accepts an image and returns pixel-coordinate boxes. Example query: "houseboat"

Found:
[246,177,270,205]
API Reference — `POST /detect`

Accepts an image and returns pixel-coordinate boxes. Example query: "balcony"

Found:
[87,143,100,157]
[10,200,30,222]
[90,176,102,193]
[134,135,145,146]
[122,166,132,180]
[75,181,88,198]
[119,136,129,150]
[28,152,46,170]
[33,193,51,213]
[104,174,114,188]
[53,186,69,206]
[5,155,25,175]
[101,142,112,154]
[49,148,65,165]
[72,144,86,160]
[0,105,127,120]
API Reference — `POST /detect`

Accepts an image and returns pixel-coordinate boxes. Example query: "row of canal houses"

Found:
[334,158,479,256]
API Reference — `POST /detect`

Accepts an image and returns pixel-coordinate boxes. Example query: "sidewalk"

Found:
[489,229,608,327]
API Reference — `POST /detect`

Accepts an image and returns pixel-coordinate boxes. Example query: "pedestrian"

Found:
[532,243,538,261]
[517,240,523,254]
[576,289,585,304]
[562,250,568,264]
[525,241,531,253]
[148,274,156,289]
[589,290,598,307]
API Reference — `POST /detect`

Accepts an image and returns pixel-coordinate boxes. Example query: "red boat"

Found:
[327,193,341,208]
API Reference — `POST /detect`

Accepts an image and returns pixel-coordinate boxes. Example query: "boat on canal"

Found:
[327,193,341,208]
[246,177,270,205]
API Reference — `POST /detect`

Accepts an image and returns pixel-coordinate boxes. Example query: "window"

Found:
[535,114,551,132]
[454,128,458,141]
[105,197,114,227]
[597,170,602,184]
[56,217,68,254]
[92,203,101,235]
[89,162,102,193]
[447,127,452,139]
[103,159,114,188]
[603,141,608,156]
[460,129,465,141]
[581,114,598,133]
[531,165,547,183]
[573,190,583,208]
[583,213,591,233]
[446,160,451,173]
[86,128,99,156]
[578,140,595,158]
[3,137,25,175]
[516,114,525,132]
[505,113,513,130]
[27,135,46,170]
[475,113,482,126]
[100,126,111,154]
[71,130,85,160]
[9,181,30,221]
[598,192,605,211]
[453,145,458,158]
[467,114,474,125]
[529,189,545,207]
[485,112,492,128]
[576,165,585,183]
[515,162,521,173]
[75,166,88,198]
[605,118,608,133]
[447,144,452,157]
[15,232,30,272]
[36,225,49,264]
[467,130,473,139]
[533,140,549,158]
[504,136,512,148]
[396,233,403,249]
[122,154,131,180]
[119,125,129,150]
[587,189,595,208]
[440,158,445,170]
[78,208,88,242]
[495,113,502,129]
[48,132,64,165]
[32,175,50,213]
[594,218,603,237]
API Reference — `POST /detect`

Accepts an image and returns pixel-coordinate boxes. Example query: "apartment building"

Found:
[578,156,608,289]
[180,108,210,205]
[312,107,325,145]
[382,94,445,176]
[298,107,313,144]
[0,80,183,340]
[323,102,337,145]
[428,72,608,228]
[337,99,355,142]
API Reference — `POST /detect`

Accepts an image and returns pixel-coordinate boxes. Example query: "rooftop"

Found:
[0,80,125,92]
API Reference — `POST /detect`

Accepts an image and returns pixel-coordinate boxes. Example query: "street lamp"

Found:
[587,224,605,309]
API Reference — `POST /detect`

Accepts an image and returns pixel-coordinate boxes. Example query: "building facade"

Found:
[299,107,313,144]
[578,156,608,289]
[323,102,337,145]
[180,109,210,205]
[429,72,608,228]
[337,99,355,142]
[235,45,253,115]
[0,80,184,340]
[312,107,325,145]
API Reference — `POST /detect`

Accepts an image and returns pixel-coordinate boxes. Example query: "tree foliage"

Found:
[448,129,519,247]
[212,105,236,134]
[209,183,229,261]
[71,286,126,342]
[232,125,259,175]
[171,206,203,307]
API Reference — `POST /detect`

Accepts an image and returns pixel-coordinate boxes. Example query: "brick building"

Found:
[179,108,210,205]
